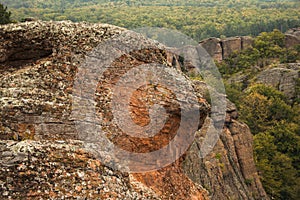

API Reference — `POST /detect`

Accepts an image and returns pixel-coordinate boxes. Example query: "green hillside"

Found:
[2,0,300,41]
[218,29,300,200]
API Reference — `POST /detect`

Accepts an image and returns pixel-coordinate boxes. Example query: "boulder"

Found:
[221,37,242,59]
[256,63,300,101]
[285,34,300,49]
[199,38,222,62]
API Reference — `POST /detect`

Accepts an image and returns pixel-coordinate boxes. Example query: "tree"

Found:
[239,91,271,134]
[239,84,295,134]
[254,29,286,66]
[0,3,11,24]
[254,122,300,200]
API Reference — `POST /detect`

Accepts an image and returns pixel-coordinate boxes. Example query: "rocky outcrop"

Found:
[241,36,255,50]
[285,34,300,49]
[221,37,242,59]
[0,21,267,199]
[199,38,223,62]
[183,118,268,200]
[183,83,268,200]
[256,63,300,102]
[200,28,300,62]
[285,27,300,49]
[200,36,254,62]
[0,140,161,199]
[0,20,210,200]
[286,27,300,38]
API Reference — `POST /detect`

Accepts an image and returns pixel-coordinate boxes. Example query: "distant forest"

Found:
[2,0,300,41]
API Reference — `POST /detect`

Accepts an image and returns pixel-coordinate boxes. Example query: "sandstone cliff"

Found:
[200,28,300,62]
[0,21,267,199]
[199,36,254,62]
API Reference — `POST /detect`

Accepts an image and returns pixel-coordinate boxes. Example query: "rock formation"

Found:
[183,98,268,200]
[199,36,254,62]
[256,63,300,102]
[200,28,300,62]
[199,38,223,62]
[0,21,267,199]
[285,27,300,49]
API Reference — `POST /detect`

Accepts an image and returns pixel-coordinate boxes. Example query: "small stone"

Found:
[3,191,9,196]
[77,171,85,179]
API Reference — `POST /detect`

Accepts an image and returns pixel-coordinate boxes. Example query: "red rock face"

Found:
[133,160,209,200]
[95,50,178,153]
[93,48,209,156]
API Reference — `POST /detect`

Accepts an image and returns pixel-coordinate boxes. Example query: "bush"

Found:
[0,3,11,24]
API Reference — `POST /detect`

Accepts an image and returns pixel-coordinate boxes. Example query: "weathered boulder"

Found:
[199,38,223,62]
[285,34,300,49]
[256,63,300,101]
[221,37,242,59]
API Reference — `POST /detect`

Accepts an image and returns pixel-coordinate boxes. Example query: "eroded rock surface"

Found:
[183,82,269,200]
[285,27,300,48]
[256,63,300,101]
[0,21,267,199]
[0,140,161,199]
[199,38,223,62]
[0,20,210,200]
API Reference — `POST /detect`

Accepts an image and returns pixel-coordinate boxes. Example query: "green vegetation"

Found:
[1,0,300,41]
[222,30,300,199]
[218,29,300,76]
[226,78,300,200]
[0,3,11,24]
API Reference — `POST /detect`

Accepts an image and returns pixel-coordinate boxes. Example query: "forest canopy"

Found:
[1,0,300,41]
